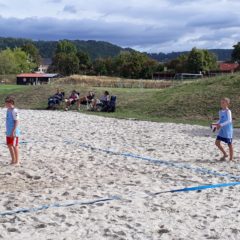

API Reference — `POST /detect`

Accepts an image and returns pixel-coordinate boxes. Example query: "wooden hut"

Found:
[16,73,59,85]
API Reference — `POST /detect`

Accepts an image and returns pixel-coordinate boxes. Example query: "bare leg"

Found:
[215,140,228,159]
[228,144,233,161]
[92,99,97,110]
[91,100,95,109]
[65,101,71,110]
[77,100,81,110]
[8,145,16,164]
[13,146,19,165]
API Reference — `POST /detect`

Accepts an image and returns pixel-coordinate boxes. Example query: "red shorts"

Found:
[6,137,19,146]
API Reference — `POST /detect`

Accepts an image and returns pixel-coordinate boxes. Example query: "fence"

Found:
[53,75,174,89]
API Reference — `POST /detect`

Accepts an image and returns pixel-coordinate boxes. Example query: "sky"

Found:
[0,0,239,53]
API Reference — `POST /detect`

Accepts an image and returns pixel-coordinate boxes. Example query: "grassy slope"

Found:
[0,73,240,126]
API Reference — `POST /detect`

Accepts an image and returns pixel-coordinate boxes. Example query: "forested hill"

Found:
[35,40,134,59]
[0,37,133,60]
[148,49,233,62]
[0,37,233,61]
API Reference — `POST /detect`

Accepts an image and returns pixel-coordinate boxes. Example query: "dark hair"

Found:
[104,91,109,96]
[5,96,15,105]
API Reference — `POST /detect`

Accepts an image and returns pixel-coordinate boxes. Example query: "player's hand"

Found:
[216,124,221,130]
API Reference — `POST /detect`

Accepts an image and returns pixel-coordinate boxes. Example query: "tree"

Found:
[52,52,79,75]
[13,48,37,72]
[141,58,160,79]
[0,49,17,74]
[76,51,91,73]
[113,51,157,79]
[167,54,188,73]
[187,48,205,73]
[93,58,108,75]
[187,48,217,73]
[0,48,36,74]
[203,50,218,71]
[114,52,136,78]
[51,40,79,75]
[232,42,240,62]
[64,54,79,75]
[104,57,115,75]
[56,40,77,55]
[22,43,41,66]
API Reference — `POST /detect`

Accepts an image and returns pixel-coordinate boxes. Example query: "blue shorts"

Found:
[216,136,232,145]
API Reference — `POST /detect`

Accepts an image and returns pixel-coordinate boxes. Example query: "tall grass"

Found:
[54,75,173,89]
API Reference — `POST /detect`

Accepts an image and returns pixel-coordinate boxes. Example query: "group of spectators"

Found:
[47,89,114,112]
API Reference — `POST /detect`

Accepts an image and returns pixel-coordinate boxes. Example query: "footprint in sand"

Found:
[35,223,47,229]
[7,228,20,233]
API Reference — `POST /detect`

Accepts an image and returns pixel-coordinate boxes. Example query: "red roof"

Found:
[17,73,59,78]
[219,63,239,71]
[17,73,45,78]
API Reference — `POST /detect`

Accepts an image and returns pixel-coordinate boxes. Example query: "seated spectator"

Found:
[47,89,64,110]
[104,95,117,112]
[65,90,80,111]
[92,91,110,111]
[79,91,95,109]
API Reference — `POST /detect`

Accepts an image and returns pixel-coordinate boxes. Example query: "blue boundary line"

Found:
[63,141,240,180]
[0,182,240,217]
[2,139,239,180]
[1,140,240,217]
[152,181,240,195]
[0,196,120,217]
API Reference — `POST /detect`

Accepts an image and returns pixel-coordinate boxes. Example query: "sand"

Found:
[0,108,240,240]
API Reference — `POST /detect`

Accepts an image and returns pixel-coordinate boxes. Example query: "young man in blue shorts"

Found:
[5,96,20,165]
[214,98,233,161]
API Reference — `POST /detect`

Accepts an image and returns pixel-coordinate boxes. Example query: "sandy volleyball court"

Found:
[0,109,240,240]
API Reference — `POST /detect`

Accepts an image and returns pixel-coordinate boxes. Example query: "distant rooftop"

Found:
[17,73,58,78]
[219,63,239,72]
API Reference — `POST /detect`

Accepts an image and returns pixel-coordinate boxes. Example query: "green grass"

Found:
[1,73,240,126]
[0,84,25,93]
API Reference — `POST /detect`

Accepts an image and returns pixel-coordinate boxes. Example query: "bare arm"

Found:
[11,109,19,137]
[11,120,18,137]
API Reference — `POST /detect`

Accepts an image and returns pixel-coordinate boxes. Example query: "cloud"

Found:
[0,2,7,8]
[0,16,185,45]
[0,0,240,52]
[47,0,62,3]
[63,5,77,14]
[187,14,240,29]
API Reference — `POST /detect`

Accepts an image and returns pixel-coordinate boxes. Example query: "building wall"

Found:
[38,65,49,73]
[17,77,50,85]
